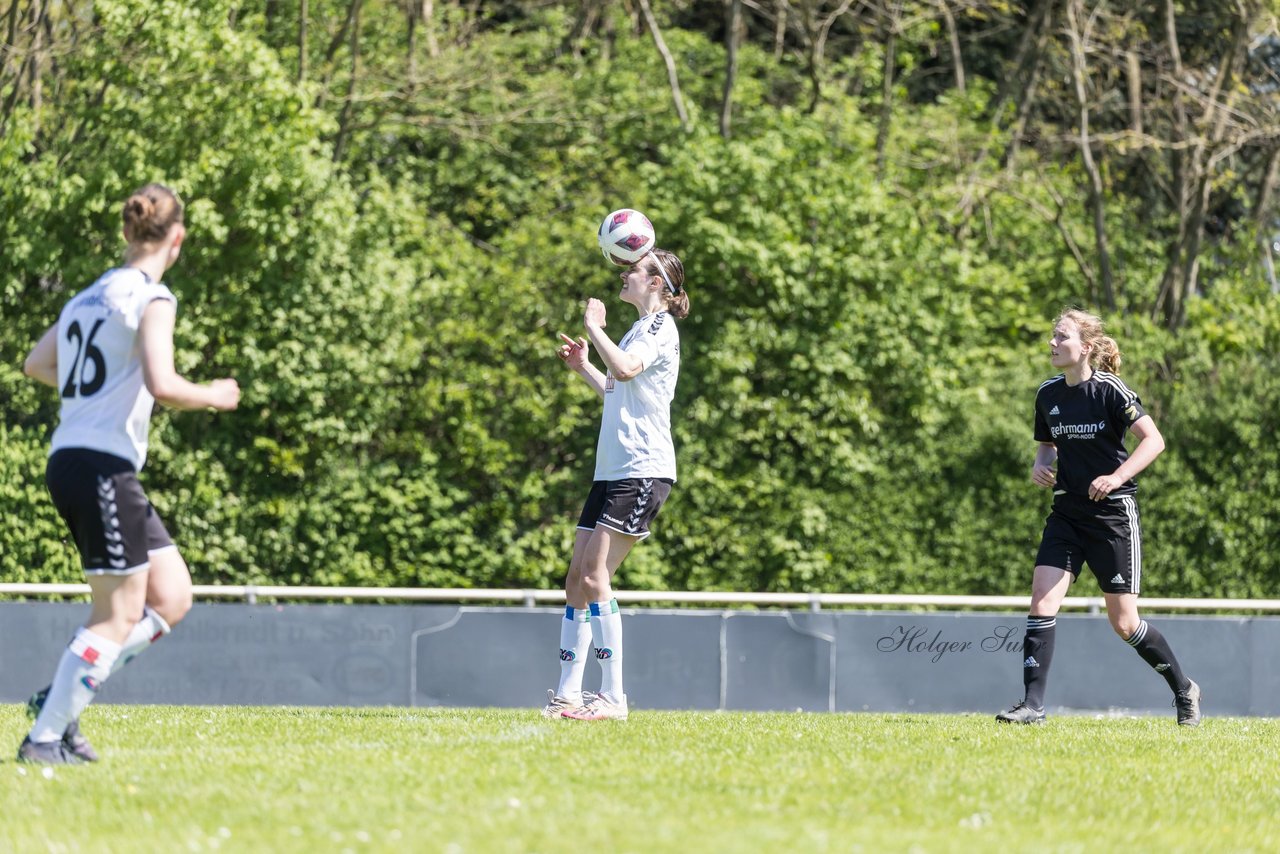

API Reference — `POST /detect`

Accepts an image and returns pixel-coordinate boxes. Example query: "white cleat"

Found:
[562,693,628,721]
[541,689,585,719]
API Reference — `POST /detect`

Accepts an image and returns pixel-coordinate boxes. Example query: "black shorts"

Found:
[46,448,174,576]
[576,478,674,539]
[1034,492,1142,594]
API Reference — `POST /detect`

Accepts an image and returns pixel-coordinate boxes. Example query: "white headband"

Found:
[650,252,678,294]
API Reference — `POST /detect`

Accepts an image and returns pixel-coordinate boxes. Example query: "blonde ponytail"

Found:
[1055,308,1124,374]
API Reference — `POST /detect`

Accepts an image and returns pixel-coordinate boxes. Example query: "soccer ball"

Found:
[597,208,656,266]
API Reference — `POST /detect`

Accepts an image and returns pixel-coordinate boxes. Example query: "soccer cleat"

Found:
[541,689,583,719]
[17,736,83,765]
[562,693,629,721]
[995,701,1046,725]
[1174,679,1202,727]
[27,686,99,762]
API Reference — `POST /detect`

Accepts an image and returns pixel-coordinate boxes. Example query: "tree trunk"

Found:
[1000,1,1055,169]
[996,0,1051,109]
[1157,1,1251,328]
[800,0,820,112]
[333,0,362,162]
[1173,12,1250,328]
[0,0,22,137]
[1125,49,1142,135]
[1066,0,1114,309]
[935,0,964,94]
[1255,146,1280,294]
[636,0,690,131]
[874,1,901,178]
[265,0,279,42]
[27,0,45,136]
[773,0,787,60]
[720,0,741,138]
[406,0,417,81]
[4,0,21,76]
[299,0,308,84]
[1153,0,1189,325]
[420,0,438,59]
[317,0,364,107]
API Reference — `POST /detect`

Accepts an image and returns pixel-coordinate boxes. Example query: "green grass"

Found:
[4,706,1279,853]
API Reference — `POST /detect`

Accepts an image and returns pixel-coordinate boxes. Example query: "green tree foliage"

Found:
[1,1,1277,596]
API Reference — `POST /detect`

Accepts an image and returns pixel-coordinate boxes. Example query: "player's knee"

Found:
[1111,616,1139,639]
[579,572,607,601]
[152,589,193,627]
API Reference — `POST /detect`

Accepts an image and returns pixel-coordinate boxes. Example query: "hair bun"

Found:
[121,183,183,244]
[124,194,155,222]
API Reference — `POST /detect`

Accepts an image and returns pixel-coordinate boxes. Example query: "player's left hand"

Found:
[584,298,606,330]
[1088,474,1124,501]
[557,332,588,370]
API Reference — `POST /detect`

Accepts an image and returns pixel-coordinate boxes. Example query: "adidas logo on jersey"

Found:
[1049,405,1060,415]
[1110,574,1125,585]
[1023,656,1040,668]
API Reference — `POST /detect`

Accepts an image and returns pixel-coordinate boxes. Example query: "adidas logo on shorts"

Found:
[1110,574,1125,585]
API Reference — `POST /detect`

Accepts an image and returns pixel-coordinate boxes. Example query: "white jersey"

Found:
[594,310,680,481]
[49,267,176,471]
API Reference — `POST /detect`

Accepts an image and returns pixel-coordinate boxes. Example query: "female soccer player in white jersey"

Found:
[996,309,1200,726]
[542,248,687,722]
[18,183,240,764]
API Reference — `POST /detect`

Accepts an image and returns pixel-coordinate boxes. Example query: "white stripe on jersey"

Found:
[1094,371,1138,405]
[1038,375,1066,392]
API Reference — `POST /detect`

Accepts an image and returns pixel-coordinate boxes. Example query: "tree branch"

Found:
[636,0,690,131]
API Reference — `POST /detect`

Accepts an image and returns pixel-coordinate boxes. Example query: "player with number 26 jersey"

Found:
[18,183,239,767]
[51,267,178,471]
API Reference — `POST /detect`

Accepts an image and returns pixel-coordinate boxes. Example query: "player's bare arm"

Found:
[1089,415,1164,500]
[23,324,59,388]
[557,332,607,399]
[1031,442,1057,488]
[583,298,644,381]
[139,300,240,411]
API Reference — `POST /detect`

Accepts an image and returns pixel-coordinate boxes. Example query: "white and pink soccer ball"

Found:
[597,208,656,266]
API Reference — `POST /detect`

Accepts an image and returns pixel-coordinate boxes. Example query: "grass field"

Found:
[3,705,1279,853]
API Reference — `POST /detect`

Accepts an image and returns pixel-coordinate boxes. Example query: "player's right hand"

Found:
[1030,463,1055,488]
[583,298,606,330]
[209,378,241,411]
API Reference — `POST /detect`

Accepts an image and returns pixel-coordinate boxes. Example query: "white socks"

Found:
[30,608,172,743]
[30,628,121,744]
[589,600,624,703]
[110,606,171,676]
[557,607,592,702]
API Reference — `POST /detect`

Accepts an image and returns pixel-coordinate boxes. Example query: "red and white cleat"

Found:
[561,693,628,721]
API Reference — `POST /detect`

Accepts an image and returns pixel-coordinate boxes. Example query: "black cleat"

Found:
[27,687,99,762]
[17,736,83,765]
[1175,679,1202,727]
[995,701,1046,725]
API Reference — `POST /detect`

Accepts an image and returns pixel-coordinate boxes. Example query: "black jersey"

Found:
[1033,371,1148,498]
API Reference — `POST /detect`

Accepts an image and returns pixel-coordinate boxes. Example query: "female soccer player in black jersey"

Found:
[18,184,240,764]
[996,309,1200,726]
